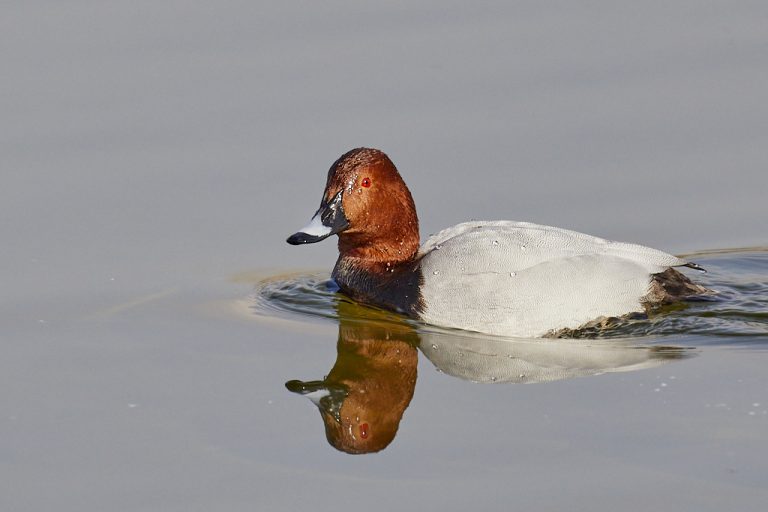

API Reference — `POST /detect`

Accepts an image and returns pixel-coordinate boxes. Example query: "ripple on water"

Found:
[252,272,340,321]
[251,249,768,344]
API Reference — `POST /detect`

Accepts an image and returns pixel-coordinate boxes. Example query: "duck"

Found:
[287,148,710,338]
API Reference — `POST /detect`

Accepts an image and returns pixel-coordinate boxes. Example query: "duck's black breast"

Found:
[332,258,425,317]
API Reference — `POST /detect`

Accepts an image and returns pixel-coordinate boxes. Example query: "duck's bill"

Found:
[286,189,349,245]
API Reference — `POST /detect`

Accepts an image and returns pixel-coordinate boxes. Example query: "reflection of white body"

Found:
[418,221,687,338]
[419,330,686,384]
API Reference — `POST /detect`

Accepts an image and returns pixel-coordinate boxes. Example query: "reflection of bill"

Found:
[287,301,690,454]
[286,301,418,454]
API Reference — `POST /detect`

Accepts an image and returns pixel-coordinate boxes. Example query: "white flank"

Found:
[418,221,687,338]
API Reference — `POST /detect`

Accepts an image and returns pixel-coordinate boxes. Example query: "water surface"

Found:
[250,248,768,472]
[2,2,768,511]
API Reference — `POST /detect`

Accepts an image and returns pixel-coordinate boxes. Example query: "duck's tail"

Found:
[644,266,716,308]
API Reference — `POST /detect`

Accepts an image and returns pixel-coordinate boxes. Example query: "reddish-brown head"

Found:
[287,148,420,264]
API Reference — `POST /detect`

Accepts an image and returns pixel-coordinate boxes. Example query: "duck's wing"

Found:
[417,221,690,338]
[419,221,687,271]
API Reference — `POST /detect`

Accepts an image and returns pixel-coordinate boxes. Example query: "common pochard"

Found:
[287,148,709,338]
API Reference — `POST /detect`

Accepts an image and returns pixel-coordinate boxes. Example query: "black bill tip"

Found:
[286,231,329,245]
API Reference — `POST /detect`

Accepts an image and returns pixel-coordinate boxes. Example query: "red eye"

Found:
[361,177,371,188]
[359,423,369,439]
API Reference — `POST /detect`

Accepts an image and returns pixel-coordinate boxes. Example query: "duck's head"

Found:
[287,148,420,261]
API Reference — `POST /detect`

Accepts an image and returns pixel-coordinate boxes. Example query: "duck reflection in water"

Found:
[286,300,418,454]
[287,299,690,454]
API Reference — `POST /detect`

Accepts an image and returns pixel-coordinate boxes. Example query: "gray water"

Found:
[2,2,767,511]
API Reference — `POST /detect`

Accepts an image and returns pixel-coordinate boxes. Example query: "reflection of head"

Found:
[286,301,418,454]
